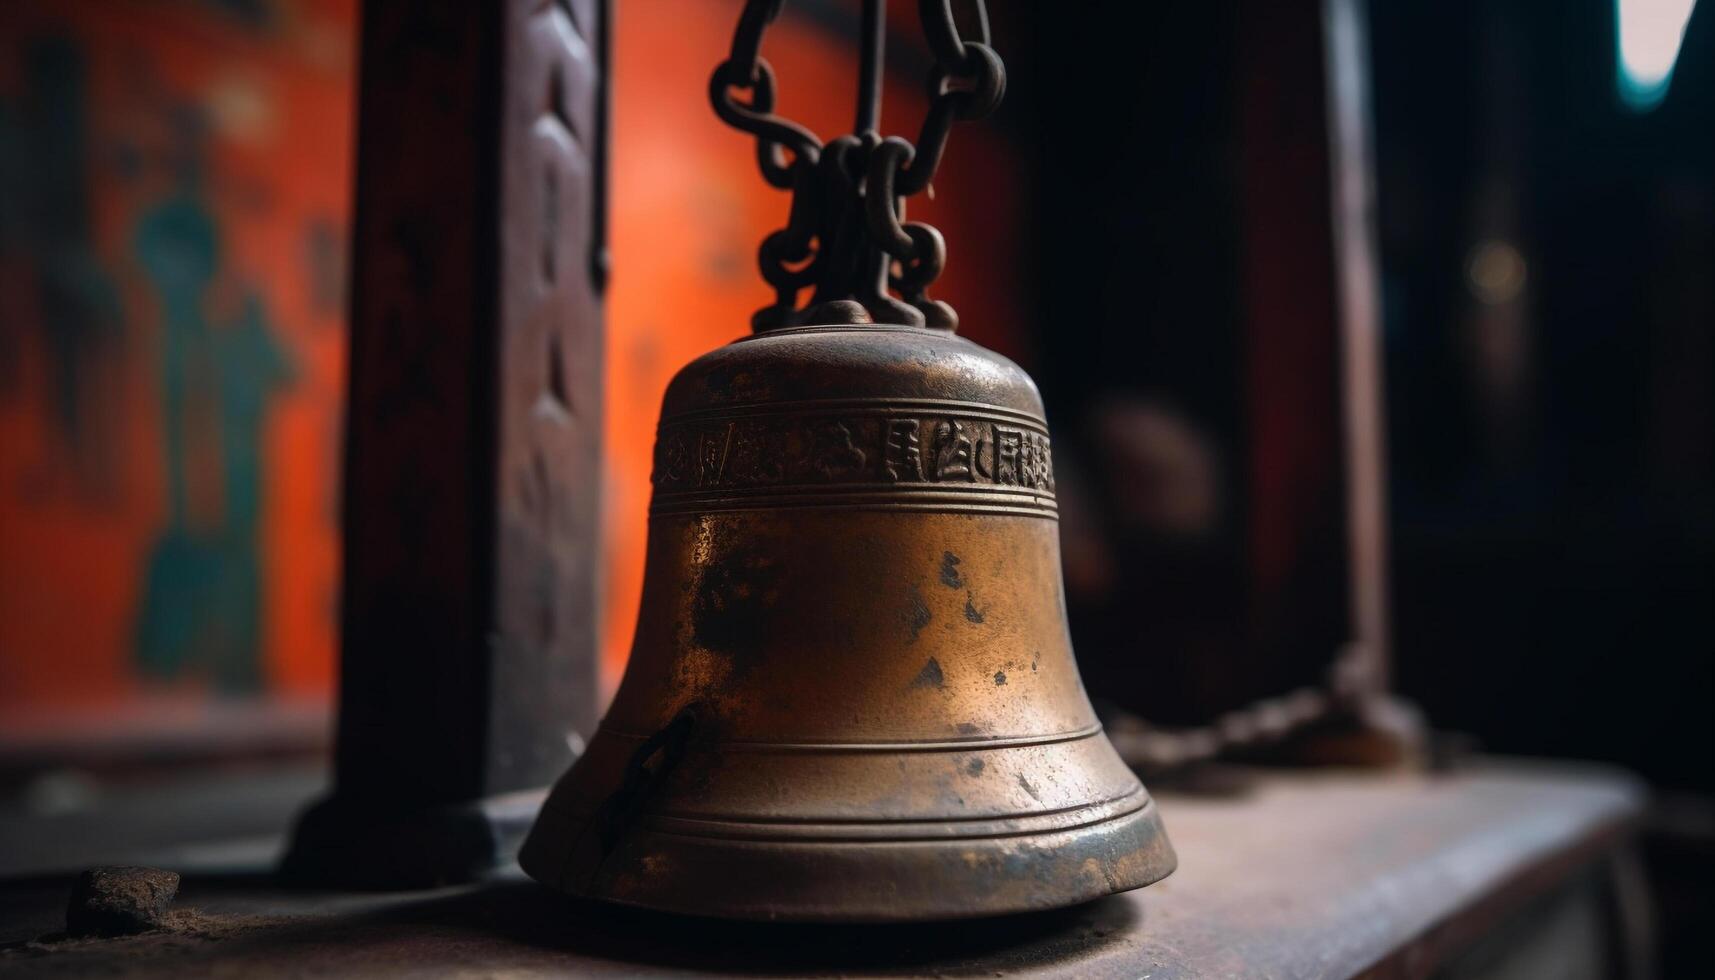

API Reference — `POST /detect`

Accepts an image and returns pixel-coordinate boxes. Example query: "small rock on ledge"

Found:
[64,866,181,937]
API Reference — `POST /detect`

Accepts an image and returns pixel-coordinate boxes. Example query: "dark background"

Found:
[995,0,1713,792]
[1000,3,1712,969]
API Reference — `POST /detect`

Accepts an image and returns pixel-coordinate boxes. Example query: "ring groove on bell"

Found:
[650,490,1057,517]
[597,722,1105,752]
[639,792,1154,842]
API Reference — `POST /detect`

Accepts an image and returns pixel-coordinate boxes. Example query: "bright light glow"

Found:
[1617,0,1699,110]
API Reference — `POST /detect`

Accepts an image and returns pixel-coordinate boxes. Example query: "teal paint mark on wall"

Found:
[133,187,294,693]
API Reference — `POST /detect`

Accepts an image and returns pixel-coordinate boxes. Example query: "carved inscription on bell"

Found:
[932,420,976,482]
[883,419,925,482]
[652,411,1054,497]
[810,422,867,480]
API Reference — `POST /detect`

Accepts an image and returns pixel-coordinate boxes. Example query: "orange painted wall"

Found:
[0,0,1027,729]
[0,0,354,716]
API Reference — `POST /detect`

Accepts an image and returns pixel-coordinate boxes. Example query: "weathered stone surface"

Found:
[0,766,1643,977]
[64,866,180,937]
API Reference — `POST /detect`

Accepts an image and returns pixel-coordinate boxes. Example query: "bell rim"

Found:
[522,794,1177,923]
[540,777,1153,846]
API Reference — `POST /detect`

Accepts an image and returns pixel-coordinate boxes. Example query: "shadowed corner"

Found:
[326,878,1147,977]
[0,873,1145,978]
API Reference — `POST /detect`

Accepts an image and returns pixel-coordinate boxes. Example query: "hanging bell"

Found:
[521,320,1176,921]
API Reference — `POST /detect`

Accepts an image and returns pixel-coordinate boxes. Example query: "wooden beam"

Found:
[282,0,607,887]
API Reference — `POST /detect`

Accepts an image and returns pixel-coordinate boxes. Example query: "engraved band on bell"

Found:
[650,398,1056,516]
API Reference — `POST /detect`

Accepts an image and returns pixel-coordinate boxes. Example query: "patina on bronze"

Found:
[520,0,1175,920]
[522,325,1177,920]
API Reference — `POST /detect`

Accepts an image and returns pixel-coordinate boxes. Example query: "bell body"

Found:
[521,323,1175,921]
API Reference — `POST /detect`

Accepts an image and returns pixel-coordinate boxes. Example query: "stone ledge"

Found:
[0,760,1645,978]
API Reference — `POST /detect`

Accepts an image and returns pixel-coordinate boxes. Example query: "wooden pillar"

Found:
[283,0,608,886]
[1236,0,1413,758]
[1322,0,1392,696]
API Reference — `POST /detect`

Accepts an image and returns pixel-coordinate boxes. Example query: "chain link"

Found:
[864,1,1003,330]
[1104,644,1384,773]
[712,0,1001,332]
[1106,688,1337,773]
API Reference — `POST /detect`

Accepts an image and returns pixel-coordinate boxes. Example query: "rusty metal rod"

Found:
[856,0,885,134]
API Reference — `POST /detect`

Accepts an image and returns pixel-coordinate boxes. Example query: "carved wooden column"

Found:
[283,0,607,886]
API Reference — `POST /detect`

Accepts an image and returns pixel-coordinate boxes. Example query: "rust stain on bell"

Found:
[520,325,1177,920]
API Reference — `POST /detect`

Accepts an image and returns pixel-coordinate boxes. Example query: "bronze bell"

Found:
[520,322,1177,920]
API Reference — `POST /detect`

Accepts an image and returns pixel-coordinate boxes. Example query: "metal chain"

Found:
[711,0,1002,332]
[1106,688,1337,773]
[864,1,1004,330]
[1104,644,1381,774]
